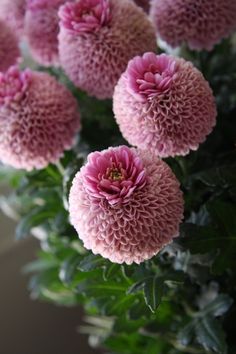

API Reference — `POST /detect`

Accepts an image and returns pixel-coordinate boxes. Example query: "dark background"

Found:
[0,191,100,354]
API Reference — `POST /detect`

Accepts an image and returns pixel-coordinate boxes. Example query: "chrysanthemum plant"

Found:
[0,1,236,353]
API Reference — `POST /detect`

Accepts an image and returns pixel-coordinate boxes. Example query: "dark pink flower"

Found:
[25,0,68,66]
[150,0,236,50]
[58,0,156,99]
[0,66,31,106]
[126,52,177,102]
[113,53,217,158]
[69,146,184,264]
[59,0,111,34]
[0,67,80,170]
[0,20,20,73]
[82,146,147,205]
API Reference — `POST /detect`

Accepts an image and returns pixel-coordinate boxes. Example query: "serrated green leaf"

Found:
[201,294,233,317]
[195,316,227,354]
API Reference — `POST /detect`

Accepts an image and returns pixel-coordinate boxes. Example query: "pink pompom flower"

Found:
[58,0,156,99]
[0,0,26,39]
[113,53,217,158]
[150,0,236,50]
[69,146,184,264]
[0,20,20,73]
[60,0,111,34]
[25,0,68,66]
[0,66,80,171]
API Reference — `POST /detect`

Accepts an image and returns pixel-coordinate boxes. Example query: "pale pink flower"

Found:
[58,0,156,99]
[0,0,26,39]
[113,53,217,157]
[0,67,80,170]
[69,146,184,264]
[150,0,236,50]
[25,0,68,66]
[0,21,20,73]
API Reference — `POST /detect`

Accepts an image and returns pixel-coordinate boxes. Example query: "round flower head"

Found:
[0,66,80,170]
[69,146,184,264]
[113,53,217,158]
[0,0,26,39]
[0,20,20,73]
[24,0,68,66]
[150,0,236,50]
[58,0,156,99]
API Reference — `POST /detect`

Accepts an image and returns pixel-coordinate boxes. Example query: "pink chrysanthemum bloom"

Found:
[0,0,26,39]
[69,146,184,264]
[113,53,217,158]
[0,21,20,73]
[24,0,68,66]
[58,0,156,99]
[0,66,80,171]
[150,0,236,50]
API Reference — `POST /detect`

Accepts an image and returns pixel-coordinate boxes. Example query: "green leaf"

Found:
[201,294,233,317]
[143,276,164,313]
[78,254,106,272]
[103,263,120,281]
[77,280,126,297]
[207,201,236,236]
[15,206,56,240]
[177,321,195,346]
[22,258,58,274]
[195,316,227,354]
[59,254,82,285]
[127,280,145,295]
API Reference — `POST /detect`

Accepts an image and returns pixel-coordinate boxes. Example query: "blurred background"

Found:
[0,184,100,354]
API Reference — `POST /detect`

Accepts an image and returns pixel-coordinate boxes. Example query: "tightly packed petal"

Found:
[113,53,217,158]
[69,146,184,264]
[58,0,156,99]
[150,0,236,50]
[0,20,20,73]
[25,0,68,66]
[0,0,26,39]
[0,67,80,170]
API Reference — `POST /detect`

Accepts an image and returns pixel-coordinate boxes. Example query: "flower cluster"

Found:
[150,0,236,50]
[113,53,217,157]
[0,0,226,265]
[58,0,156,98]
[69,146,184,264]
[0,67,80,170]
